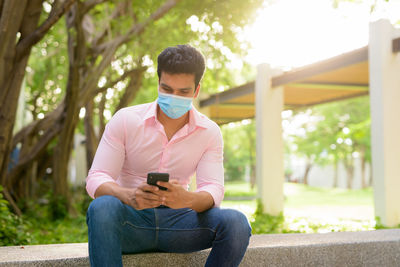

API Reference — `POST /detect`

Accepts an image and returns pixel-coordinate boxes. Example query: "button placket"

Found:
[159,143,170,172]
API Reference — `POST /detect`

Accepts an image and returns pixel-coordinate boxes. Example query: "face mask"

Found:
[157,92,193,119]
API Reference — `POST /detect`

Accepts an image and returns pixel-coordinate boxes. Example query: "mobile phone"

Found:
[147,172,169,190]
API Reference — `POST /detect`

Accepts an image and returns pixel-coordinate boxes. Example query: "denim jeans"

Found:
[86,195,251,267]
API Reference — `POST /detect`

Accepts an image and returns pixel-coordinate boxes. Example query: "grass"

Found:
[221,181,375,222]
[223,181,257,198]
[223,181,373,207]
[222,181,379,233]
[283,182,373,207]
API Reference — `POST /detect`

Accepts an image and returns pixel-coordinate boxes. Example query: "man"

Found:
[86,45,251,267]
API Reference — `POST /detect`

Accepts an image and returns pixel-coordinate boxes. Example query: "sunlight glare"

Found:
[242,0,400,68]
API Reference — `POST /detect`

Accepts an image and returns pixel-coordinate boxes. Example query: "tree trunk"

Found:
[361,154,367,188]
[332,159,339,188]
[303,161,312,185]
[84,98,99,170]
[369,164,373,187]
[345,157,354,189]
[114,68,145,112]
[0,0,41,212]
[0,0,75,213]
[52,3,84,214]
[98,92,106,138]
[245,121,256,189]
[250,164,256,189]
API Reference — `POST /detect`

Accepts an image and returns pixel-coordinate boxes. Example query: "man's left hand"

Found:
[156,180,193,209]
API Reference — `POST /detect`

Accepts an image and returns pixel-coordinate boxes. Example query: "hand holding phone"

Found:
[147,172,169,191]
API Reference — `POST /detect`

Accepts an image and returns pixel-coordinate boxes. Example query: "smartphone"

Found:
[147,172,169,190]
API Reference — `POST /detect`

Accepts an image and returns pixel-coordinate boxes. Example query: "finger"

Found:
[157,181,173,190]
[170,180,180,185]
[139,183,160,192]
[143,199,162,207]
[138,190,162,201]
[135,199,161,209]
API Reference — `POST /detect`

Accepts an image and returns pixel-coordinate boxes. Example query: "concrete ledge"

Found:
[1,229,400,266]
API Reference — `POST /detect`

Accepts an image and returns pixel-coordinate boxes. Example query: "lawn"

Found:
[221,181,374,222]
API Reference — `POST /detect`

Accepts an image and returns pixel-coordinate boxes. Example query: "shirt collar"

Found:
[143,100,209,129]
[143,101,158,122]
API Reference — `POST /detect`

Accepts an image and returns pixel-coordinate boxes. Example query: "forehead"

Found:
[159,72,195,87]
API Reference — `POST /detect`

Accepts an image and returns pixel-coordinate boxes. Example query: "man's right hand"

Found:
[122,183,163,210]
[94,182,163,210]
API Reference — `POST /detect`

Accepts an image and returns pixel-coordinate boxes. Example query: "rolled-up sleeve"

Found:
[86,110,126,198]
[195,126,224,207]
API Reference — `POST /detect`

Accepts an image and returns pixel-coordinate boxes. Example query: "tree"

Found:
[2,0,264,214]
[289,96,371,189]
[221,119,256,186]
[0,0,76,214]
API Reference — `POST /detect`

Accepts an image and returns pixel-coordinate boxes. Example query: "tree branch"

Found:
[122,0,180,44]
[94,0,181,55]
[81,0,108,15]
[0,0,4,18]
[16,0,76,60]
[2,188,22,216]
[91,67,145,97]
[115,68,145,112]
[91,0,126,48]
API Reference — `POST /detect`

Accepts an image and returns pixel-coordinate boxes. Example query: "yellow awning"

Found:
[200,46,370,125]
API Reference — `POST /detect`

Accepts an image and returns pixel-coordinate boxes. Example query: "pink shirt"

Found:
[85,101,225,206]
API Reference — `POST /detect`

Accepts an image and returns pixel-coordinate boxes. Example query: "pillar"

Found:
[369,19,400,227]
[255,63,284,215]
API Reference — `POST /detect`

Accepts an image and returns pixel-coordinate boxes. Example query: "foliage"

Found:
[374,217,400,230]
[224,182,381,234]
[25,17,68,121]
[21,186,89,246]
[284,182,373,207]
[0,182,91,246]
[287,96,371,186]
[224,181,256,198]
[49,194,69,221]
[27,215,88,245]
[0,186,32,246]
[250,199,376,235]
[221,120,255,181]
[250,201,293,234]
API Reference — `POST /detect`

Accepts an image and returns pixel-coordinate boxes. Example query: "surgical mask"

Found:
[157,92,193,119]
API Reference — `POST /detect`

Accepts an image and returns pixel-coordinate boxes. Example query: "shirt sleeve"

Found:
[195,125,224,207]
[85,110,126,199]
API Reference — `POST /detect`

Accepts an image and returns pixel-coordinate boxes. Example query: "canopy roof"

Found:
[199,46,371,125]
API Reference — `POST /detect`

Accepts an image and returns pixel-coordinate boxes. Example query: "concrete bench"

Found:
[1,229,400,266]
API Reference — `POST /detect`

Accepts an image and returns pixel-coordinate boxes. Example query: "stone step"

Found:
[1,229,400,266]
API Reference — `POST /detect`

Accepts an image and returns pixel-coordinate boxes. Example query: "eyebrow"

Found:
[160,83,192,92]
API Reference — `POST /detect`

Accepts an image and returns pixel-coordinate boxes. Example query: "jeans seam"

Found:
[154,208,159,247]
[158,227,216,233]
[122,219,216,234]
[122,221,155,230]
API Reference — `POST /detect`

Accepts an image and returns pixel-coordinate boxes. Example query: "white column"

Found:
[255,63,284,215]
[369,19,400,227]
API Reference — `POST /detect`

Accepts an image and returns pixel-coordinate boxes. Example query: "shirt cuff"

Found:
[195,183,225,207]
[86,171,117,199]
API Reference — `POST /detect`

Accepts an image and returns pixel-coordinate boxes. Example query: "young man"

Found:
[86,45,251,267]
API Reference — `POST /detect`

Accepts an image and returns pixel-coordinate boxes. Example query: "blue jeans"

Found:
[86,195,251,267]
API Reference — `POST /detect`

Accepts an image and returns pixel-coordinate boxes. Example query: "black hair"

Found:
[157,45,205,89]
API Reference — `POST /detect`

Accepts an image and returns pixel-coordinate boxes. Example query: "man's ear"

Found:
[194,84,201,98]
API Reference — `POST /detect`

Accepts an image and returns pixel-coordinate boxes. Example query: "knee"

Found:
[87,195,124,227]
[219,209,252,240]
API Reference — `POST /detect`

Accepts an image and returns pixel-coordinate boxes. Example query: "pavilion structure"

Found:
[198,19,400,226]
